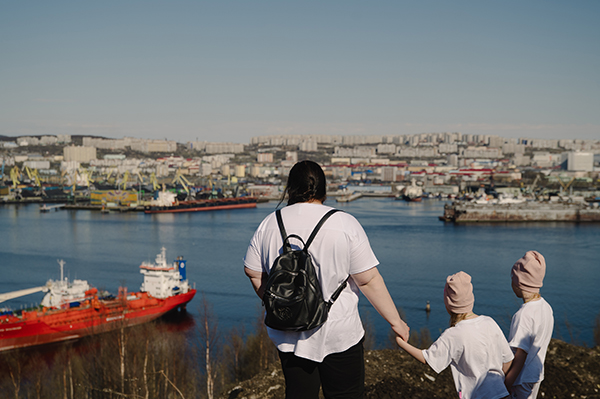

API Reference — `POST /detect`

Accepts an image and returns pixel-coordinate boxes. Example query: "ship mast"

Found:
[58,259,66,281]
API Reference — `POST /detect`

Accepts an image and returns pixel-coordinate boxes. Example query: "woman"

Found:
[244,160,409,399]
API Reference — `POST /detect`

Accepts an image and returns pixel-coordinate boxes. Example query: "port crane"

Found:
[119,171,130,190]
[77,167,94,188]
[133,170,147,190]
[105,167,118,185]
[23,166,43,187]
[149,172,160,191]
[61,169,80,195]
[10,166,21,188]
[558,175,576,194]
[172,168,191,197]
[555,175,577,199]
[522,173,542,199]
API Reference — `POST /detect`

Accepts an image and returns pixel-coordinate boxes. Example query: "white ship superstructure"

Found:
[403,179,423,200]
[139,247,190,299]
[41,260,91,308]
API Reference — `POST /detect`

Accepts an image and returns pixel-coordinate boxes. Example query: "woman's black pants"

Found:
[277,337,365,399]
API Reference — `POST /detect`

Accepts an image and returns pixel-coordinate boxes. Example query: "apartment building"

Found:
[567,152,594,171]
[299,140,318,152]
[257,153,274,163]
[189,141,244,154]
[63,146,97,163]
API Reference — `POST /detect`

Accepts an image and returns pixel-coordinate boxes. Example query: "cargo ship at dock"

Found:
[144,191,257,214]
[0,248,196,352]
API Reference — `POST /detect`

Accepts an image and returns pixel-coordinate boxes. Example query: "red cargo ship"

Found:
[144,196,258,214]
[0,248,196,352]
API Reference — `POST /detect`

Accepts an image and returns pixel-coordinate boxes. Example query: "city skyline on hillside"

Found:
[1,2,599,143]
[1,132,599,147]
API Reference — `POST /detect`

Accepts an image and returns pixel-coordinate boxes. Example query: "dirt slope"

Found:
[221,339,600,399]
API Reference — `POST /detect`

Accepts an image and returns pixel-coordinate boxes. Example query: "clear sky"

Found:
[1,1,599,143]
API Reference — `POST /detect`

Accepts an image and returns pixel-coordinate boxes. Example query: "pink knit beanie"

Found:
[444,271,474,314]
[511,251,546,293]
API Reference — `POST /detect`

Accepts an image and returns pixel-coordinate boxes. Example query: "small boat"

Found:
[336,192,363,203]
[0,248,196,352]
[39,204,65,212]
[396,179,423,202]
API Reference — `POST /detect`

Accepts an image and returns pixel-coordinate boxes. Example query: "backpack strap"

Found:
[276,208,342,252]
[275,209,291,251]
[328,276,350,305]
[304,209,349,304]
[305,209,341,250]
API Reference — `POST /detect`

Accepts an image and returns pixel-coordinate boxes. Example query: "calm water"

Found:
[1,199,599,347]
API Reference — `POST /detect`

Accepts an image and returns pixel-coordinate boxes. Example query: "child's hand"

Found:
[395,333,427,364]
[395,335,405,347]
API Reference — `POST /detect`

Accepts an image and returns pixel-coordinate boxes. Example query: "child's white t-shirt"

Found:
[508,298,554,386]
[422,315,514,399]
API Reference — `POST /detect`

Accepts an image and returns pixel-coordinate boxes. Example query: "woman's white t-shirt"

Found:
[422,316,514,399]
[244,202,379,362]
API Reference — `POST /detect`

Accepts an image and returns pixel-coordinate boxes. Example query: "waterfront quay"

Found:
[441,200,600,223]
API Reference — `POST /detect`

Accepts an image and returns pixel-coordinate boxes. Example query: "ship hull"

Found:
[402,195,422,202]
[144,197,257,214]
[0,290,196,352]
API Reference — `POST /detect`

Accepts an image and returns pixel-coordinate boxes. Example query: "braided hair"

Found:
[281,160,327,206]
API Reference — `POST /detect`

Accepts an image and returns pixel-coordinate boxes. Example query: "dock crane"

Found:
[149,172,160,191]
[134,170,146,190]
[10,166,21,188]
[558,176,576,195]
[77,167,94,188]
[172,168,191,196]
[207,174,219,198]
[105,167,118,185]
[522,173,542,198]
[61,169,77,195]
[119,171,130,190]
[23,166,43,187]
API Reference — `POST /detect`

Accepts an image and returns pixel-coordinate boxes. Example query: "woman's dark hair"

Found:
[280,160,327,206]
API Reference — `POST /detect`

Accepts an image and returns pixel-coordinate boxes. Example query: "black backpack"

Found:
[263,209,349,332]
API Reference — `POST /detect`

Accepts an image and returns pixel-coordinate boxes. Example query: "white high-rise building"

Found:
[567,152,594,171]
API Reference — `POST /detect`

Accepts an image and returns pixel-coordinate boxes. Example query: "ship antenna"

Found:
[58,259,66,281]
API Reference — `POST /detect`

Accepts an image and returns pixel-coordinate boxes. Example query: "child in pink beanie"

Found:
[505,251,554,399]
[396,272,514,399]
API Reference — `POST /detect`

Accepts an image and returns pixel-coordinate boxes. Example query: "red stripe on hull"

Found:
[144,202,256,214]
[0,290,196,352]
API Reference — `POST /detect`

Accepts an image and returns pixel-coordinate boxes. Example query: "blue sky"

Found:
[1,1,599,143]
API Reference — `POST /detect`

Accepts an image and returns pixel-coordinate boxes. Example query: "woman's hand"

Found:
[392,319,410,342]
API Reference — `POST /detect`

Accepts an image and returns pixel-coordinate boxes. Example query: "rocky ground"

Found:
[220,339,600,399]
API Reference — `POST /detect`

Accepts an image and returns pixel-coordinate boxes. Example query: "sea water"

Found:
[0,199,598,347]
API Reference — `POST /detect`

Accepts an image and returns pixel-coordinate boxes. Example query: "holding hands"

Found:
[392,319,410,342]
